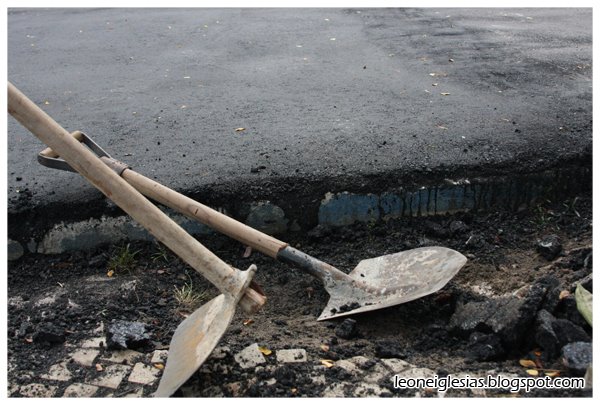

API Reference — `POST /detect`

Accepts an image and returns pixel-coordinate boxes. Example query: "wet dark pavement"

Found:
[7,8,592,227]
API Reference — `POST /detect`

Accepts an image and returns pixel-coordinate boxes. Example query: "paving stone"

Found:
[380,358,412,373]
[63,383,99,397]
[322,382,350,397]
[362,362,392,384]
[41,361,72,382]
[104,349,143,365]
[234,343,266,369]
[19,383,58,397]
[335,359,362,376]
[128,362,161,385]
[396,367,437,380]
[71,348,100,367]
[276,348,307,363]
[150,349,169,364]
[81,336,106,348]
[88,364,131,389]
[353,382,392,397]
[347,355,373,368]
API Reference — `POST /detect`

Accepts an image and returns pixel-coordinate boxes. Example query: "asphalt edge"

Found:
[7,155,592,260]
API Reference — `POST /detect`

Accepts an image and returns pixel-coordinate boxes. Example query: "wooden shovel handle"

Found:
[39,131,84,158]
[7,81,265,313]
[121,170,288,258]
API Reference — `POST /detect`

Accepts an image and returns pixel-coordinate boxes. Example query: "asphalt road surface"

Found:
[7,8,592,213]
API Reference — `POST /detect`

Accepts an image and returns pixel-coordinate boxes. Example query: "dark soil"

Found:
[7,193,592,397]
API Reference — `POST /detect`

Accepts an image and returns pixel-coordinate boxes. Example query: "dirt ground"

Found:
[7,193,592,397]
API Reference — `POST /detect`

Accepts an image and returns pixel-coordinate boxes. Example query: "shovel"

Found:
[7,82,266,397]
[36,134,467,322]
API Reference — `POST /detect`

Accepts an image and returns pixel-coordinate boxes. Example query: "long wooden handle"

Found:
[7,82,264,312]
[122,170,288,258]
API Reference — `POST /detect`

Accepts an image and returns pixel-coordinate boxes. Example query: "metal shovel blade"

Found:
[317,247,467,321]
[154,293,237,397]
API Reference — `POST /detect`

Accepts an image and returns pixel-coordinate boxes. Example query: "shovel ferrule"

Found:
[276,246,353,286]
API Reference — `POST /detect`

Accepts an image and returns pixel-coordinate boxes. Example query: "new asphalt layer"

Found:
[7,8,592,242]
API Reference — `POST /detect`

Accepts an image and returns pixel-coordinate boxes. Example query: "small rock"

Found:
[276,348,307,363]
[552,318,591,346]
[374,340,406,359]
[106,320,150,350]
[465,332,505,361]
[425,221,448,238]
[33,322,66,344]
[449,277,555,349]
[119,281,138,301]
[88,254,106,268]
[8,239,24,261]
[16,321,33,338]
[535,310,561,359]
[211,346,231,360]
[535,310,591,359]
[250,165,266,173]
[449,220,469,235]
[234,343,266,369]
[307,225,333,240]
[225,381,242,396]
[562,342,592,376]
[537,234,562,260]
[335,318,358,339]
[554,295,590,329]
[150,349,169,364]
